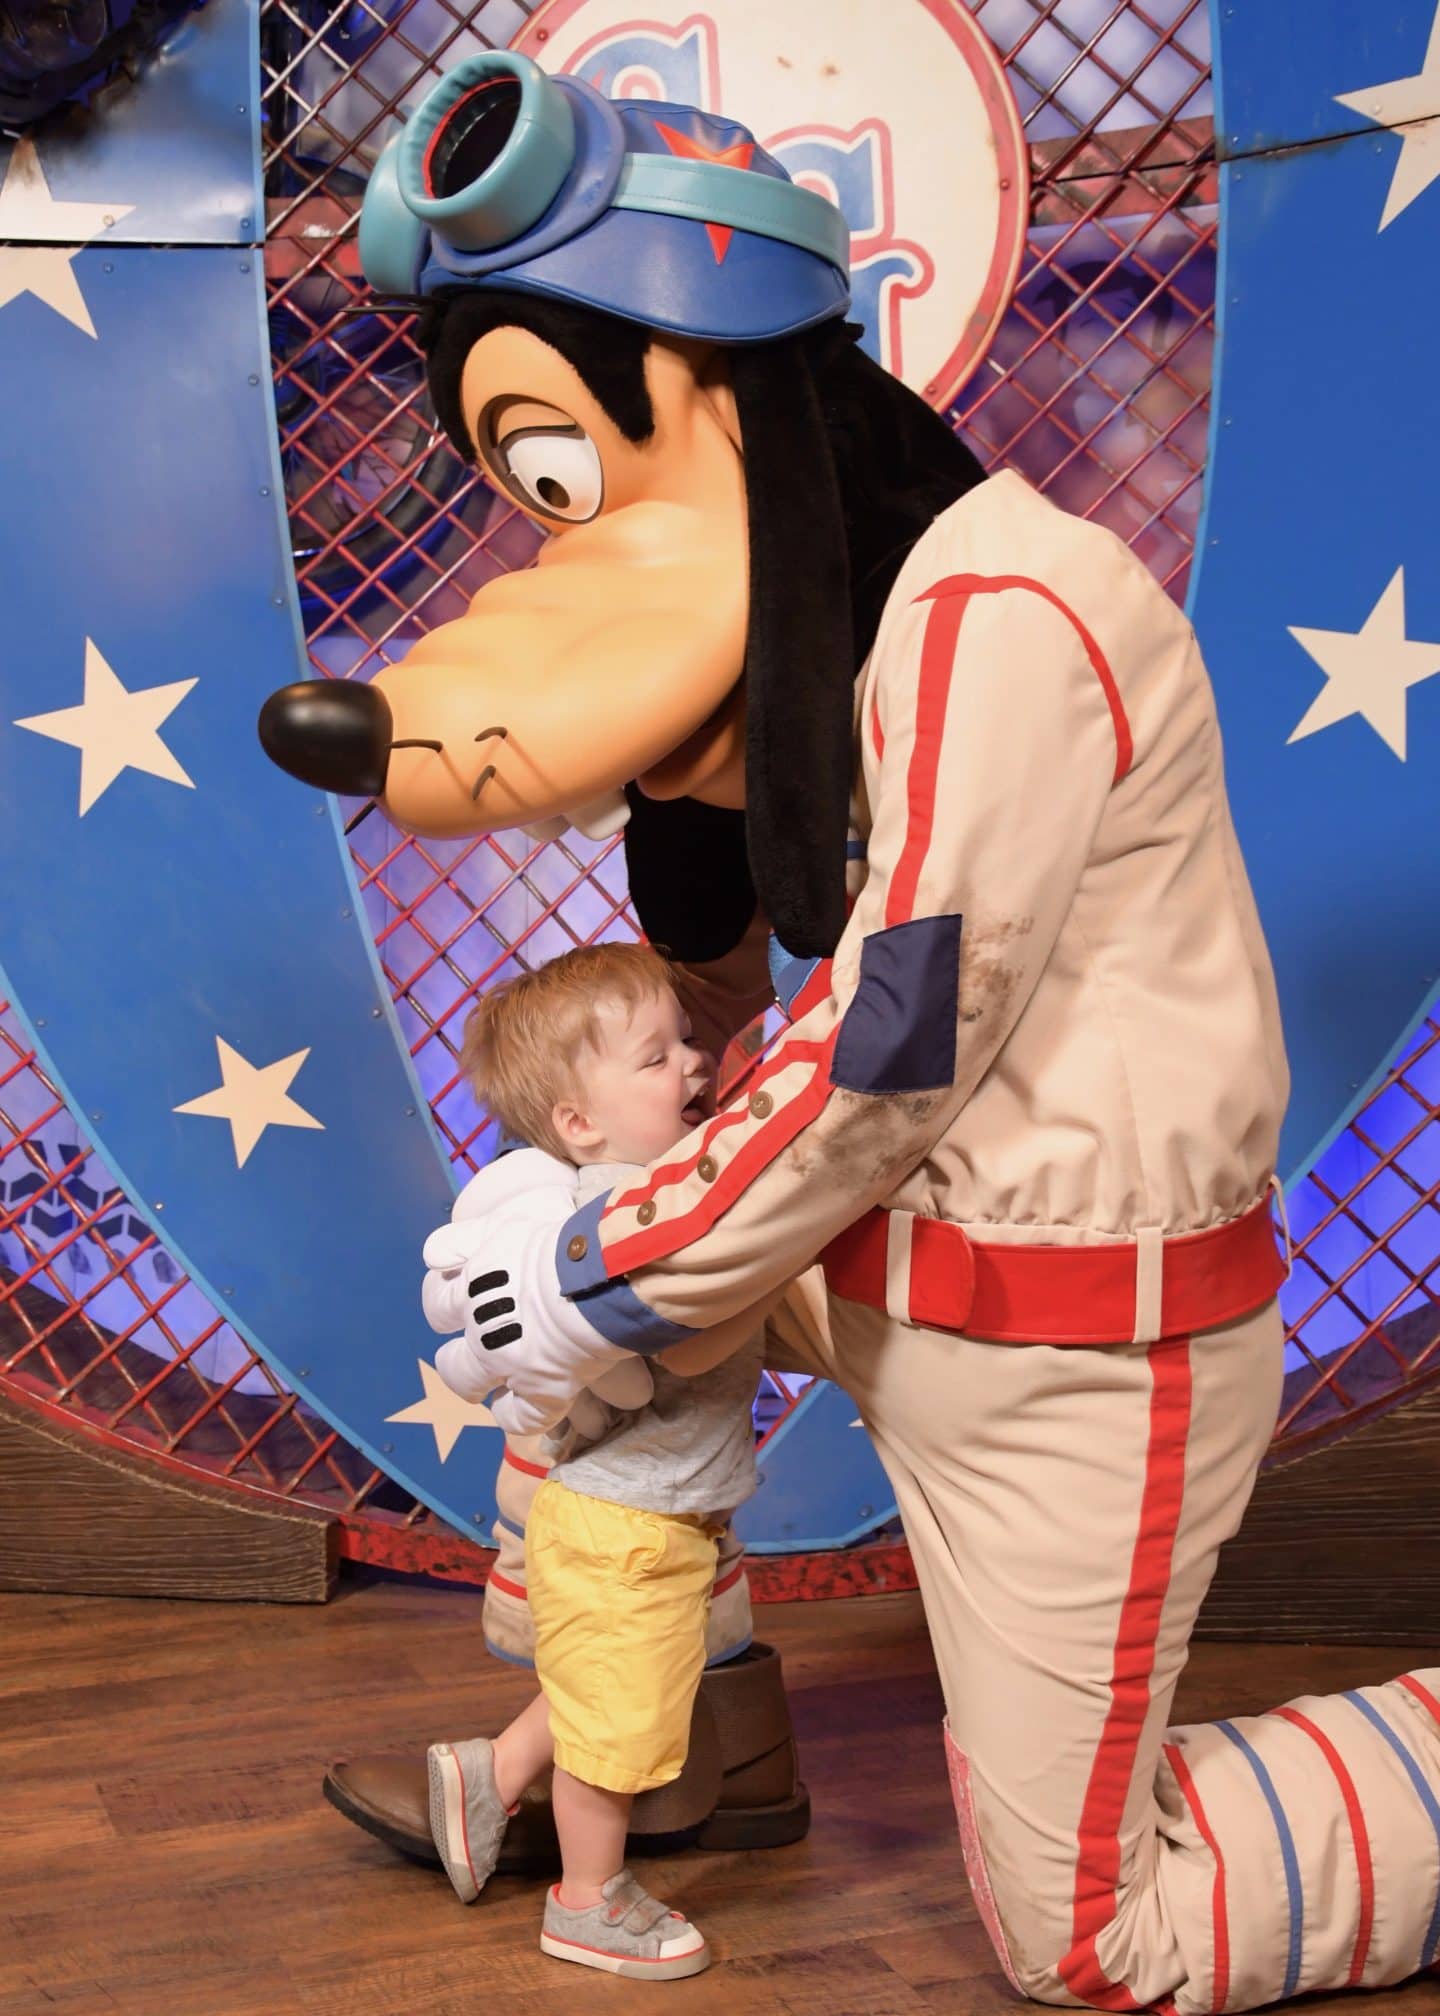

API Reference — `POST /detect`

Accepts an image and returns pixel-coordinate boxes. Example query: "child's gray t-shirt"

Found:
[548,1160,762,1519]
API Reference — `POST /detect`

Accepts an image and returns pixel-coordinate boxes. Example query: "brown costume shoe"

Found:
[322,1641,809,1871]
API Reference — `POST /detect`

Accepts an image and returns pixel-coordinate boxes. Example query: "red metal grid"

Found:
[4,0,1437,1591]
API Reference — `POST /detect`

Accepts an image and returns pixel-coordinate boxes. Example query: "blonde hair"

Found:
[459,940,675,1159]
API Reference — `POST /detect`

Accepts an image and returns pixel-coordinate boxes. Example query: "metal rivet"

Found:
[103,213,114,227]
[371,1006,382,1019]
[340,905,351,918]
[697,1155,718,1183]
[102,261,113,273]
[35,1016,46,1027]
[858,1503,873,1519]
[381,1442,393,1454]
[240,216,253,232]
[239,262,250,274]
[473,1511,486,1524]
[567,1234,589,1262]
[91,1112,102,1122]
[404,1105,416,1118]
[222,1286,234,1298]
[749,1090,773,1119]
[273,595,285,607]
[259,486,270,497]
[248,373,259,385]
[154,1201,164,1211]
[236,104,246,114]
[298,1367,311,1379]
[314,804,325,816]
[637,1200,657,1226]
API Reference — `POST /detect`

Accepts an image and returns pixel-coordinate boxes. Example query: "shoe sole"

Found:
[695,1784,811,1852]
[539,1930,710,1979]
[427,1744,481,1904]
[322,1771,808,1871]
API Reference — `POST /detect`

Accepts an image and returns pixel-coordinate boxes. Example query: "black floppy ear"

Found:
[622,787,757,963]
[729,336,855,960]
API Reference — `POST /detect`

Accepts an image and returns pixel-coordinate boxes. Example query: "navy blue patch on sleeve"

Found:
[832,915,964,1094]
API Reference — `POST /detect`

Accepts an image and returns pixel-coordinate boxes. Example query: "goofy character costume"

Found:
[260,51,1440,2010]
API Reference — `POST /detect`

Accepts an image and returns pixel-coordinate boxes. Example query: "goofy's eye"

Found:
[497,426,603,523]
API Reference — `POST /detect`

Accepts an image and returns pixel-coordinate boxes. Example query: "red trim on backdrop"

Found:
[336,1516,920,1599]
[886,588,970,925]
[603,1026,842,1272]
[608,1036,831,1212]
[1271,1706,1374,1988]
[918,573,1133,783]
[1163,1740,1230,2013]
[1058,1339,1193,2012]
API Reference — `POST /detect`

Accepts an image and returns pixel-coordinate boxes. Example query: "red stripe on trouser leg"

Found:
[1163,1740,1230,2012]
[1058,1339,1193,2011]
[1270,1706,1374,1987]
[943,1720,1024,1995]
[1398,1673,1440,1727]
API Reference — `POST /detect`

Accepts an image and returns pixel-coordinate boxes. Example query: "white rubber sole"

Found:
[427,1742,480,1904]
[539,1928,711,1980]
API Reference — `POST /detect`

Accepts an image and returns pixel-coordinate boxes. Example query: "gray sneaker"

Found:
[426,1738,510,1903]
[540,1869,710,1979]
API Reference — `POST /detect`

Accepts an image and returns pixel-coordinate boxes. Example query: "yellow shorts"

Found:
[525,1480,718,1795]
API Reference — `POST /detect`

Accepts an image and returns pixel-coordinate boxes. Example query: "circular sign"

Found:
[514,0,1029,409]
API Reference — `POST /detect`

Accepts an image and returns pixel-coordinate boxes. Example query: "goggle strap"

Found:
[611,153,850,273]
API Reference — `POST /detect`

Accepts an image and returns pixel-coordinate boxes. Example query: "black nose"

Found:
[257,679,395,798]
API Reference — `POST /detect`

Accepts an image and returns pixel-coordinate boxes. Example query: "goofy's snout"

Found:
[258,678,398,799]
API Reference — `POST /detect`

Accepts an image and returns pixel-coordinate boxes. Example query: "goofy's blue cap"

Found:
[358,50,851,343]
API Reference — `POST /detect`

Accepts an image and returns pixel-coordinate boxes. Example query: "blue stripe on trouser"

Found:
[1218,1720,1304,1997]
[1343,1690,1440,1968]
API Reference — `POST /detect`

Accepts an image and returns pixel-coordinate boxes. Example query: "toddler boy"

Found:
[425,941,768,1980]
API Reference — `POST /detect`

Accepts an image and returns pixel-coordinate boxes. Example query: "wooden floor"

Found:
[3,1576,1438,2016]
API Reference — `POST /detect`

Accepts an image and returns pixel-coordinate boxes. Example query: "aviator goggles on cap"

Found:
[358,50,852,344]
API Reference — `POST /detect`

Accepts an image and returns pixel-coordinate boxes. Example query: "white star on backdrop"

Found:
[14,639,196,815]
[174,1037,324,1168]
[1335,2,1440,229]
[1288,567,1440,761]
[386,1358,499,1463]
[0,137,135,336]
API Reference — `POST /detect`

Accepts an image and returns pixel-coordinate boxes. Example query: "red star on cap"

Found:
[653,120,755,264]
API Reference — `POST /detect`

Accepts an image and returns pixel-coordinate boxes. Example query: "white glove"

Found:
[422,1162,640,1436]
[423,1150,575,1336]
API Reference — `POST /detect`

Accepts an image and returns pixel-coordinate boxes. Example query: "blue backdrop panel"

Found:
[0,0,260,245]
[1212,5,1439,159]
[1191,5,1440,1185]
[736,1381,896,1554]
[0,243,508,1534]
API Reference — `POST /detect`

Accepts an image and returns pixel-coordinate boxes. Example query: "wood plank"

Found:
[1,1579,1437,2016]
[0,1387,337,1603]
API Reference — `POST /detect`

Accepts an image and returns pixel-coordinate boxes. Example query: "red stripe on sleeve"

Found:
[602,1028,840,1274]
[870,690,885,762]
[1163,1741,1230,2012]
[1058,1339,1193,2012]
[917,572,1133,785]
[607,1036,831,1214]
[886,589,970,927]
[788,957,833,1022]
[1271,1706,1373,1987]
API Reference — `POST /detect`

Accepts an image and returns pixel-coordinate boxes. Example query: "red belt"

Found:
[819,1194,1286,1346]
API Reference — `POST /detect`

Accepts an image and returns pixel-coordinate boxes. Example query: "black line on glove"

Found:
[468,1270,508,1297]
[470,1297,516,1326]
[482,1323,524,1351]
